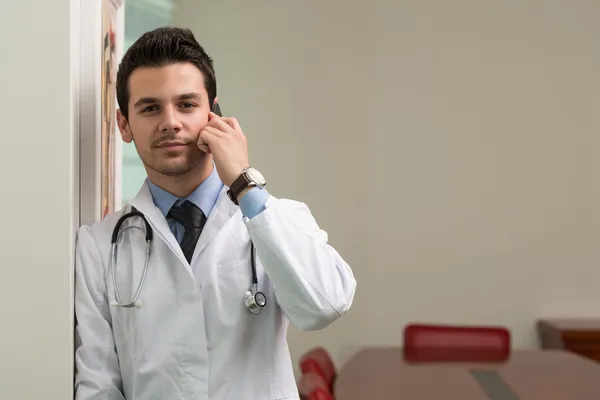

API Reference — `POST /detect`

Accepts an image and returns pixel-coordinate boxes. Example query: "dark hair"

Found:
[116,26,216,120]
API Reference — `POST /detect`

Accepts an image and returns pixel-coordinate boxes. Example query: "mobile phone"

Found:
[212,102,222,117]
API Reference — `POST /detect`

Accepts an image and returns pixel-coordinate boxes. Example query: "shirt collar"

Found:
[147,165,224,218]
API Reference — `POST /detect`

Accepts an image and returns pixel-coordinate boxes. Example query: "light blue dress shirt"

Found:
[147,166,269,243]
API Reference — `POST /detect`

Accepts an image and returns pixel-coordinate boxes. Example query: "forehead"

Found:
[128,62,207,103]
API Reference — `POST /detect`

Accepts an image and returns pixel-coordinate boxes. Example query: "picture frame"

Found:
[101,0,123,218]
[80,0,124,225]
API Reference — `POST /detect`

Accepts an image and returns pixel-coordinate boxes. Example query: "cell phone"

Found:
[212,102,222,117]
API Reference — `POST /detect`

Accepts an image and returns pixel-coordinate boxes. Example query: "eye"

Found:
[141,105,159,113]
[179,102,197,109]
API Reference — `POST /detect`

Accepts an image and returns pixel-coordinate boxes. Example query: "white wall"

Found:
[174,0,600,371]
[0,0,78,398]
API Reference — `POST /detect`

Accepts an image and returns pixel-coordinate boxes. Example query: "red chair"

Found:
[403,323,511,362]
[299,347,337,392]
[297,372,334,400]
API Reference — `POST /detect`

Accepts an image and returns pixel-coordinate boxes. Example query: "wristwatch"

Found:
[227,167,267,205]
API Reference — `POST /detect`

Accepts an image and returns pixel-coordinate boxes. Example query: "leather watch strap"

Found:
[227,172,251,205]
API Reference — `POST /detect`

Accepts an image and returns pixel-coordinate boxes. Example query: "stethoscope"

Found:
[109,207,267,315]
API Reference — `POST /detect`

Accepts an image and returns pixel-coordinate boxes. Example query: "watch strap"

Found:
[227,171,252,205]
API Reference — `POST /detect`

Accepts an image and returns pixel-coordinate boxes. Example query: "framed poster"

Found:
[80,0,123,225]
[100,0,123,218]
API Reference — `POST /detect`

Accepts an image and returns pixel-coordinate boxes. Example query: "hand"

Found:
[198,112,249,187]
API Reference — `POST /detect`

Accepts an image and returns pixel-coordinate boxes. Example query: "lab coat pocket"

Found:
[212,259,253,327]
[216,257,253,286]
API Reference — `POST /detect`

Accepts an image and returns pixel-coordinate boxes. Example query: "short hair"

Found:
[116,26,216,120]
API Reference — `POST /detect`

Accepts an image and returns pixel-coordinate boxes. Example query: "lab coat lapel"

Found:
[193,186,239,261]
[128,182,187,265]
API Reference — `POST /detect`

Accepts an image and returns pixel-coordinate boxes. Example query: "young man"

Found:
[74,27,356,400]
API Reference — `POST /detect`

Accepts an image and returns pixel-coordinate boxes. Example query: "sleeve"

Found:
[244,196,357,331]
[238,187,269,219]
[74,225,126,400]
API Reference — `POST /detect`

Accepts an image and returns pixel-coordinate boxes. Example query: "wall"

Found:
[173,0,600,371]
[0,0,78,398]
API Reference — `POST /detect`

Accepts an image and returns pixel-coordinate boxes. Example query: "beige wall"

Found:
[0,0,78,398]
[174,0,600,371]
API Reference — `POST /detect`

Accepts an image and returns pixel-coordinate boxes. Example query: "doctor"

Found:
[74,26,356,400]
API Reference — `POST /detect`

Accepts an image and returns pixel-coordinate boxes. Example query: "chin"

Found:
[160,159,205,177]
[142,150,208,177]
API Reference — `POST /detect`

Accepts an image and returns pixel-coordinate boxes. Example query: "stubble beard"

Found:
[133,138,205,178]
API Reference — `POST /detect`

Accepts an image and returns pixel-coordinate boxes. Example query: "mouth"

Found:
[156,141,188,150]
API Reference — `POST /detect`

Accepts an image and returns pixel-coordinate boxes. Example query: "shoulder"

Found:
[76,206,131,250]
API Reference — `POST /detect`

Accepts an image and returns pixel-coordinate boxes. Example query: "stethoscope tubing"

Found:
[109,207,264,313]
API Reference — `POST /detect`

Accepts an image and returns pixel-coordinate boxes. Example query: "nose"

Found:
[158,105,183,133]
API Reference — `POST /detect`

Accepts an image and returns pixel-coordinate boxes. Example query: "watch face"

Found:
[246,168,266,186]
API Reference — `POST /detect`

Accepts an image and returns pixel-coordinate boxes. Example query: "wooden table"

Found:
[335,347,600,399]
[538,318,600,362]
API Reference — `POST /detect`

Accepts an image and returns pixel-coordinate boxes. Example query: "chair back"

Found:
[298,371,333,400]
[403,323,511,362]
[300,347,337,391]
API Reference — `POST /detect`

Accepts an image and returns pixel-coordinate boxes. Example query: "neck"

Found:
[147,156,214,198]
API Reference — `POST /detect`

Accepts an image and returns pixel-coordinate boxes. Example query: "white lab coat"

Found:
[74,182,356,400]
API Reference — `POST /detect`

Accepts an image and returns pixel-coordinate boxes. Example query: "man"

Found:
[74,27,356,400]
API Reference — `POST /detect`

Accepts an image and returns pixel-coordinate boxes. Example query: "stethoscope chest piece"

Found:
[244,284,267,315]
[244,242,267,315]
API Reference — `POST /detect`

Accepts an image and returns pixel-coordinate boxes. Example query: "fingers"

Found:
[201,113,247,157]
[197,134,211,153]
[197,142,211,154]
[208,112,244,135]
[198,127,220,153]
[199,127,219,143]
[201,125,224,137]
[208,112,232,131]
[221,117,242,132]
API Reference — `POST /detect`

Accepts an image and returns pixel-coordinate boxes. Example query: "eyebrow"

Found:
[133,93,203,109]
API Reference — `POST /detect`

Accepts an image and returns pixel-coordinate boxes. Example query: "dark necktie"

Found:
[167,200,207,263]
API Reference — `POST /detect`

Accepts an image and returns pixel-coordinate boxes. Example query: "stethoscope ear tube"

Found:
[250,241,258,285]
[111,208,153,244]
[110,207,152,309]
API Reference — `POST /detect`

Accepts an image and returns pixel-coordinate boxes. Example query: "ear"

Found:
[116,109,133,143]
